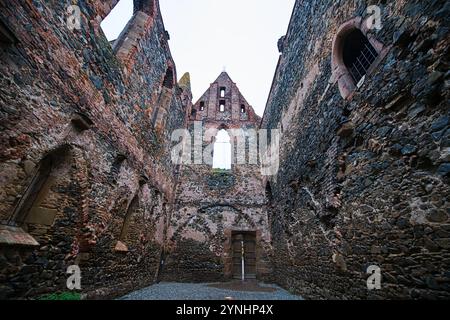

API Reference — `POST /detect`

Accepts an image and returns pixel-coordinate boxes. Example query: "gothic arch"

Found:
[331,17,387,100]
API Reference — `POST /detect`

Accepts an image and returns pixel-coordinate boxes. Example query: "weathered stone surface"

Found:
[261,0,450,300]
[164,73,271,282]
[0,0,186,299]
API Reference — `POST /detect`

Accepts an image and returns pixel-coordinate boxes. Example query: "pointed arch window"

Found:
[119,194,140,243]
[332,17,387,99]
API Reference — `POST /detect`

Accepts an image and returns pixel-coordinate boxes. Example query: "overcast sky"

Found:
[101,0,295,117]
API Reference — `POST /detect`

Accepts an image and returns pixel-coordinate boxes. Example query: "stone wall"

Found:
[262,0,450,299]
[164,73,272,282]
[0,0,187,299]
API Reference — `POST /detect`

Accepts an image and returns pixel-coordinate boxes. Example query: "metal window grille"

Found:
[348,42,378,84]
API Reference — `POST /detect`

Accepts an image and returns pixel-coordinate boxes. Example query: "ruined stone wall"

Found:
[0,0,186,299]
[262,0,450,299]
[164,73,272,282]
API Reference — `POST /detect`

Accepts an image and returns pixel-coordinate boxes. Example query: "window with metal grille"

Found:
[343,29,378,86]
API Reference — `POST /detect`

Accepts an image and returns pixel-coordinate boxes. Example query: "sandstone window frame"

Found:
[119,193,140,244]
[331,17,389,100]
[162,66,175,89]
[133,0,156,16]
[152,64,176,130]
[219,100,226,113]
[100,0,157,72]
[9,146,70,229]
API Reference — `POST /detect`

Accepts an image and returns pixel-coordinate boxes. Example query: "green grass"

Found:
[212,168,231,174]
[37,292,82,301]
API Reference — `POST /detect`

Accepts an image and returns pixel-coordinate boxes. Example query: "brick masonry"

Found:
[0,0,187,299]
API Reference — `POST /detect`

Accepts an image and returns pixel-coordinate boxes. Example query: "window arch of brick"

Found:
[331,17,387,100]
[162,66,175,89]
[100,0,157,72]
[152,63,176,130]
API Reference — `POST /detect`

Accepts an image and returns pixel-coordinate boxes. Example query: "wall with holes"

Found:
[0,0,187,299]
[261,0,450,299]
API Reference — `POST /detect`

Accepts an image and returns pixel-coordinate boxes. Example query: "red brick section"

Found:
[163,73,272,283]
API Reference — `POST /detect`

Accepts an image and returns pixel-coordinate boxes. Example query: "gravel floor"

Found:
[120,282,303,300]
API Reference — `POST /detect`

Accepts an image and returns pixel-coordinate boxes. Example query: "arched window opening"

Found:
[332,18,386,99]
[109,154,127,184]
[10,147,69,228]
[100,1,133,42]
[220,87,226,98]
[241,105,246,114]
[200,101,205,111]
[213,129,232,170]
[119,194,140,242]
[163,67,174,89]
[343,29,378,86]
[219,100,226,113]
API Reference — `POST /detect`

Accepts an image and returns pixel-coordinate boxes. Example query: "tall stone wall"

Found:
[0,0,187,299]
[262,0,450,299]
[164,73,272,282]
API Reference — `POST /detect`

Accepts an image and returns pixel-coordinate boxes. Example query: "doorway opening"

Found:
[231,231,257,280]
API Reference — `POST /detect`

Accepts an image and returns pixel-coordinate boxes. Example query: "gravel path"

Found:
[120,282,303,300]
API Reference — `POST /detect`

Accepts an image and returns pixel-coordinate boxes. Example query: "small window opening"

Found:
[120,194,139,242]
[10,147,69,227]
[163,67,174,89]
[220,87,226,98]
[241,105,246,114]
[110,154,127,183]
[219,100,226,112]
[100,1,133,42]
[200,101,205,111]
[343,29,378,85]
[0,19,17,45]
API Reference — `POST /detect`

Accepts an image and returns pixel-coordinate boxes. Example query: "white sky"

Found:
[101,0,295,116]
